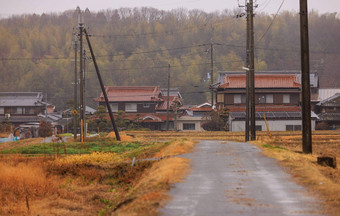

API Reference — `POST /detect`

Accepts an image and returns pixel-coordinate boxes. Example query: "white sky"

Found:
[0,0,339,18]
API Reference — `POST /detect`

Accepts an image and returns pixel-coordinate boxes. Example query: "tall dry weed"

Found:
[0,158,58,215]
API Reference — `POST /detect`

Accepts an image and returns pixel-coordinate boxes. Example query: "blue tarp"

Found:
[0,137,18,143]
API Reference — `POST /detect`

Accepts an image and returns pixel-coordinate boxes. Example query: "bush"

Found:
[38,120,53,137]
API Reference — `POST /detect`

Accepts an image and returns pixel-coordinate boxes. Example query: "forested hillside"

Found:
[0,8,339,108]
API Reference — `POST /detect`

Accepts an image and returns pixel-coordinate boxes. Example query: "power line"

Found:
[87,60,244,73]
[257,0,285,43]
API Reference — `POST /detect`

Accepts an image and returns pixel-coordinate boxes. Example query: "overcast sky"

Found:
[0,0,339,18]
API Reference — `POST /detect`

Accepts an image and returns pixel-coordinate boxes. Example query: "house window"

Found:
[283,94,290,104]
[125,103,137,112]
[258,94,266,104]
[255,125,262,131]
[183,123,196,130]
[17,107,23,114]
[286,125,302,131]
[0,107,4,114]
[217,94,224,103]
[143,103,150,108]
[241,95,246,104]
[234,95,241,104]
[109,103,118,112]
[266,94,273,104]
[24,107,34,114]
[10,107,18,114]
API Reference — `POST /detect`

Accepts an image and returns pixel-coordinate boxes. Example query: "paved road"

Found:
[161,140,324,216]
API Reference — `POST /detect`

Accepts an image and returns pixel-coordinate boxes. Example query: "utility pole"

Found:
[300,0,312,153]
[245,2,250,142]
[45,93,48,121]
[84,29,121,141]
[78,8,85,142]
[166,64,170,131]
[249,0,256,141]
[210,25,214,109]
[210,42,214,108]
[73,32,78,140]
[83,49,87,139]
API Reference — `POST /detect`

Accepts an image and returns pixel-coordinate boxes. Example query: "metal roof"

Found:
[230,111,318,120]
[317,93,340,106]
[317,89,340,102]
[0,92,44,107]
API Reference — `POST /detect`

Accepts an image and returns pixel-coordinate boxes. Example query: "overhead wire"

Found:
[257,0,285,43]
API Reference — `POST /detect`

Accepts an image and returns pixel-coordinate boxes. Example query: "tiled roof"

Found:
[0,92,44,107]
[0,115,43,123]
[156,96,182,110]
[94,86,162,102]
[217,71,318,88]
[218,74,301,89]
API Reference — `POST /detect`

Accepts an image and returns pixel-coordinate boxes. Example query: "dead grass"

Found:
[113,157,190,216]
[106,131,135,142]
[0,138,196,216]
[0,132,10,138]
[153,138,196,158]
[253,132,340,216]
[0,156,59,215]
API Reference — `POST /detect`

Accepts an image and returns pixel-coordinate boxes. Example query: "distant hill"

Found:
[0,8,339,108]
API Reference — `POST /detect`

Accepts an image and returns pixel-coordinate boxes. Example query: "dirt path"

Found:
[161,140,324,216]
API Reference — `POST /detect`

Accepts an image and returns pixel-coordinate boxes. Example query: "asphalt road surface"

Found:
[161,140,324,216]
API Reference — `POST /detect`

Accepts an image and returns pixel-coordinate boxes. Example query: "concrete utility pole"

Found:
[300,0,312,153]
[78,9,85,141]
[249,0,256,141]
[166,64,171,131]
[245,2,250,142]
[73,32,78,140]
[83,49,87,138]
[210,42,214,108]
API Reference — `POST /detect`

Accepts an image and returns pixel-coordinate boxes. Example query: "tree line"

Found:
[0,7,339,109]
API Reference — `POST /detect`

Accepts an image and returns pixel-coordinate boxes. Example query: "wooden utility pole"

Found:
[73,32,78,140]
[249,0,256,141]
[300,0,312,153]
[166,64,170,130]
[84,29,121,141]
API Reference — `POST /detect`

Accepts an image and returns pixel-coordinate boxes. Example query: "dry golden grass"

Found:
[107,131,135,142]
[114,157,190,216]
[0,156,59,215]
[153,138,196,158]
[253,132,340,216]
[0,138,196,216]
[0,132,10,138]
[0,137,44,151]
